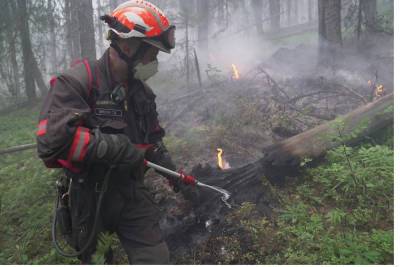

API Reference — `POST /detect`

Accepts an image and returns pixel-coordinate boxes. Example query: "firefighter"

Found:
[36,0,192,264]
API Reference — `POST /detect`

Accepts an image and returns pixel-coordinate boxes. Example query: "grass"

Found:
[0,105,78,264]
[0,98,394,264]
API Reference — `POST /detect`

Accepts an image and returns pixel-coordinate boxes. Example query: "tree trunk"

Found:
[263,93,393,165]
[293,0,299,24]
[32,56,48,95]
[16,0,36,101]
[251,0,264,34]
[197,0,209,60]
[287,0,292,25]
[96,0,105,53]
[78,0,97,60]
[9,34,20,99]
[217,0,225,25]
[269,0,281,31]
[179,0,191,88]
[4,1,20,99]
[48,0,57,74]
[361,0,377,33]
[65,0,81,61]
[308,0,313,22]
[318,0,342,65]
[192,94,394,216]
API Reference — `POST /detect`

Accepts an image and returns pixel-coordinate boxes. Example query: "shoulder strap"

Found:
[80,59,98,110]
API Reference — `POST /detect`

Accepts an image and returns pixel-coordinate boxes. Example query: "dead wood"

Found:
[262,93,393,167]
[0,143,36,155]
[189,93,393,224]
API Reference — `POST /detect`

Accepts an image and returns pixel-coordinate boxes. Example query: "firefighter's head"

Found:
[101,0,175,82]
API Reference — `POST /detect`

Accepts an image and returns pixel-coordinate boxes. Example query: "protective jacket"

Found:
[36,49,173,263]
[37,49,166,174]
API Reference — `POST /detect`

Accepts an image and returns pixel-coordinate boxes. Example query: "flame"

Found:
[374,84,385,98]
[217,148,231,170]
[368,80,385,99]
[231,64,240,80]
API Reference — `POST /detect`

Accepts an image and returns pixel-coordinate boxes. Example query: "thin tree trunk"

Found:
[96,0,105,53]
[32,55,48,95]
[16,0,36,101]
[5,1,20,99]
[270,0,281,31]
[78,0,97,60]
[48,0,57,73]
[293,0,299,24]
[185,21,190,88]
[66,0,81,61]
[357,0,362,40]
[217,0,225,25]
[64,0,74,62]
[9,35,20,99]
[318,0,342,65]
[287,0,292,25]
[179,0,191,88]
[361,0,377,33]
[197,0,209,60]
[251,0,264,34]
[308,0,313,22]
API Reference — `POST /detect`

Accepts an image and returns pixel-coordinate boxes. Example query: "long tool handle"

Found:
[144,160,197,185]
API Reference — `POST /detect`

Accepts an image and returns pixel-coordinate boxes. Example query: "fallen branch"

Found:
[0,143,36,155]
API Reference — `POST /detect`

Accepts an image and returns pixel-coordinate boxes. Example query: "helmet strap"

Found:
[110,40,149,84]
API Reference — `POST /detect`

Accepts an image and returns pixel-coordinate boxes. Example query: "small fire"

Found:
[217,148,231,170]
[368,80,385,99]
[231,64,240,80]
[374,84,385,98]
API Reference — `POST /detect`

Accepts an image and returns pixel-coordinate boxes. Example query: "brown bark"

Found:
[4,1,20,98]
[16,0,36,102]
[261,94,393,179]
[361,0,377,33]
[78,0,97,60]
[65,0,81,61]
[32,55,48,96]
[48,0,57,73]
[318,0,342,64]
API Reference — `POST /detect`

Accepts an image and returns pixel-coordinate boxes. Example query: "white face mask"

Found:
[132,60,159,81]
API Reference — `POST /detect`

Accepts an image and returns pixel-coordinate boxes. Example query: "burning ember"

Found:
[368,80,385,99]
[217,148,231,170]
[374,84,385,98]
[231,64,240,80]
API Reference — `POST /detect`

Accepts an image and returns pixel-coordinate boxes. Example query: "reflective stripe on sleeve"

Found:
[67,127,91,162]
[36,119,48,136]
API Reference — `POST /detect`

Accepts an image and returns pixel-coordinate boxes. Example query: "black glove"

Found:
[143,141,183,192]
[87,129,145,177]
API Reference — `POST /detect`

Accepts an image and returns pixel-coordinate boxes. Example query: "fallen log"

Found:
[0,143,36,155]
[191,94,394,212]
[165,94,394,257]
[261,93,393,167]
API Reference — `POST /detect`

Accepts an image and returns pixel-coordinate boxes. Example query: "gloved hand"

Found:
[87,129,145,178]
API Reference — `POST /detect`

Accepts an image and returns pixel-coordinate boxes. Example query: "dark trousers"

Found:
[77,179,169,264]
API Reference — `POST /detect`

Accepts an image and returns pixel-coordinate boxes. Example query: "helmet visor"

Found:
[143,25,175,53]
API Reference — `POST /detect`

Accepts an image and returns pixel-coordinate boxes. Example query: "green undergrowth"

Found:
[0,103,394,264]
[203,126,393,264]
[0,105,78,264]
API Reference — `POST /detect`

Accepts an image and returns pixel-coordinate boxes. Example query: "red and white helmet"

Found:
[101,0,175,53]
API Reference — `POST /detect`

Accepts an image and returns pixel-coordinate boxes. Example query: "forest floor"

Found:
[0,32,394,264]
